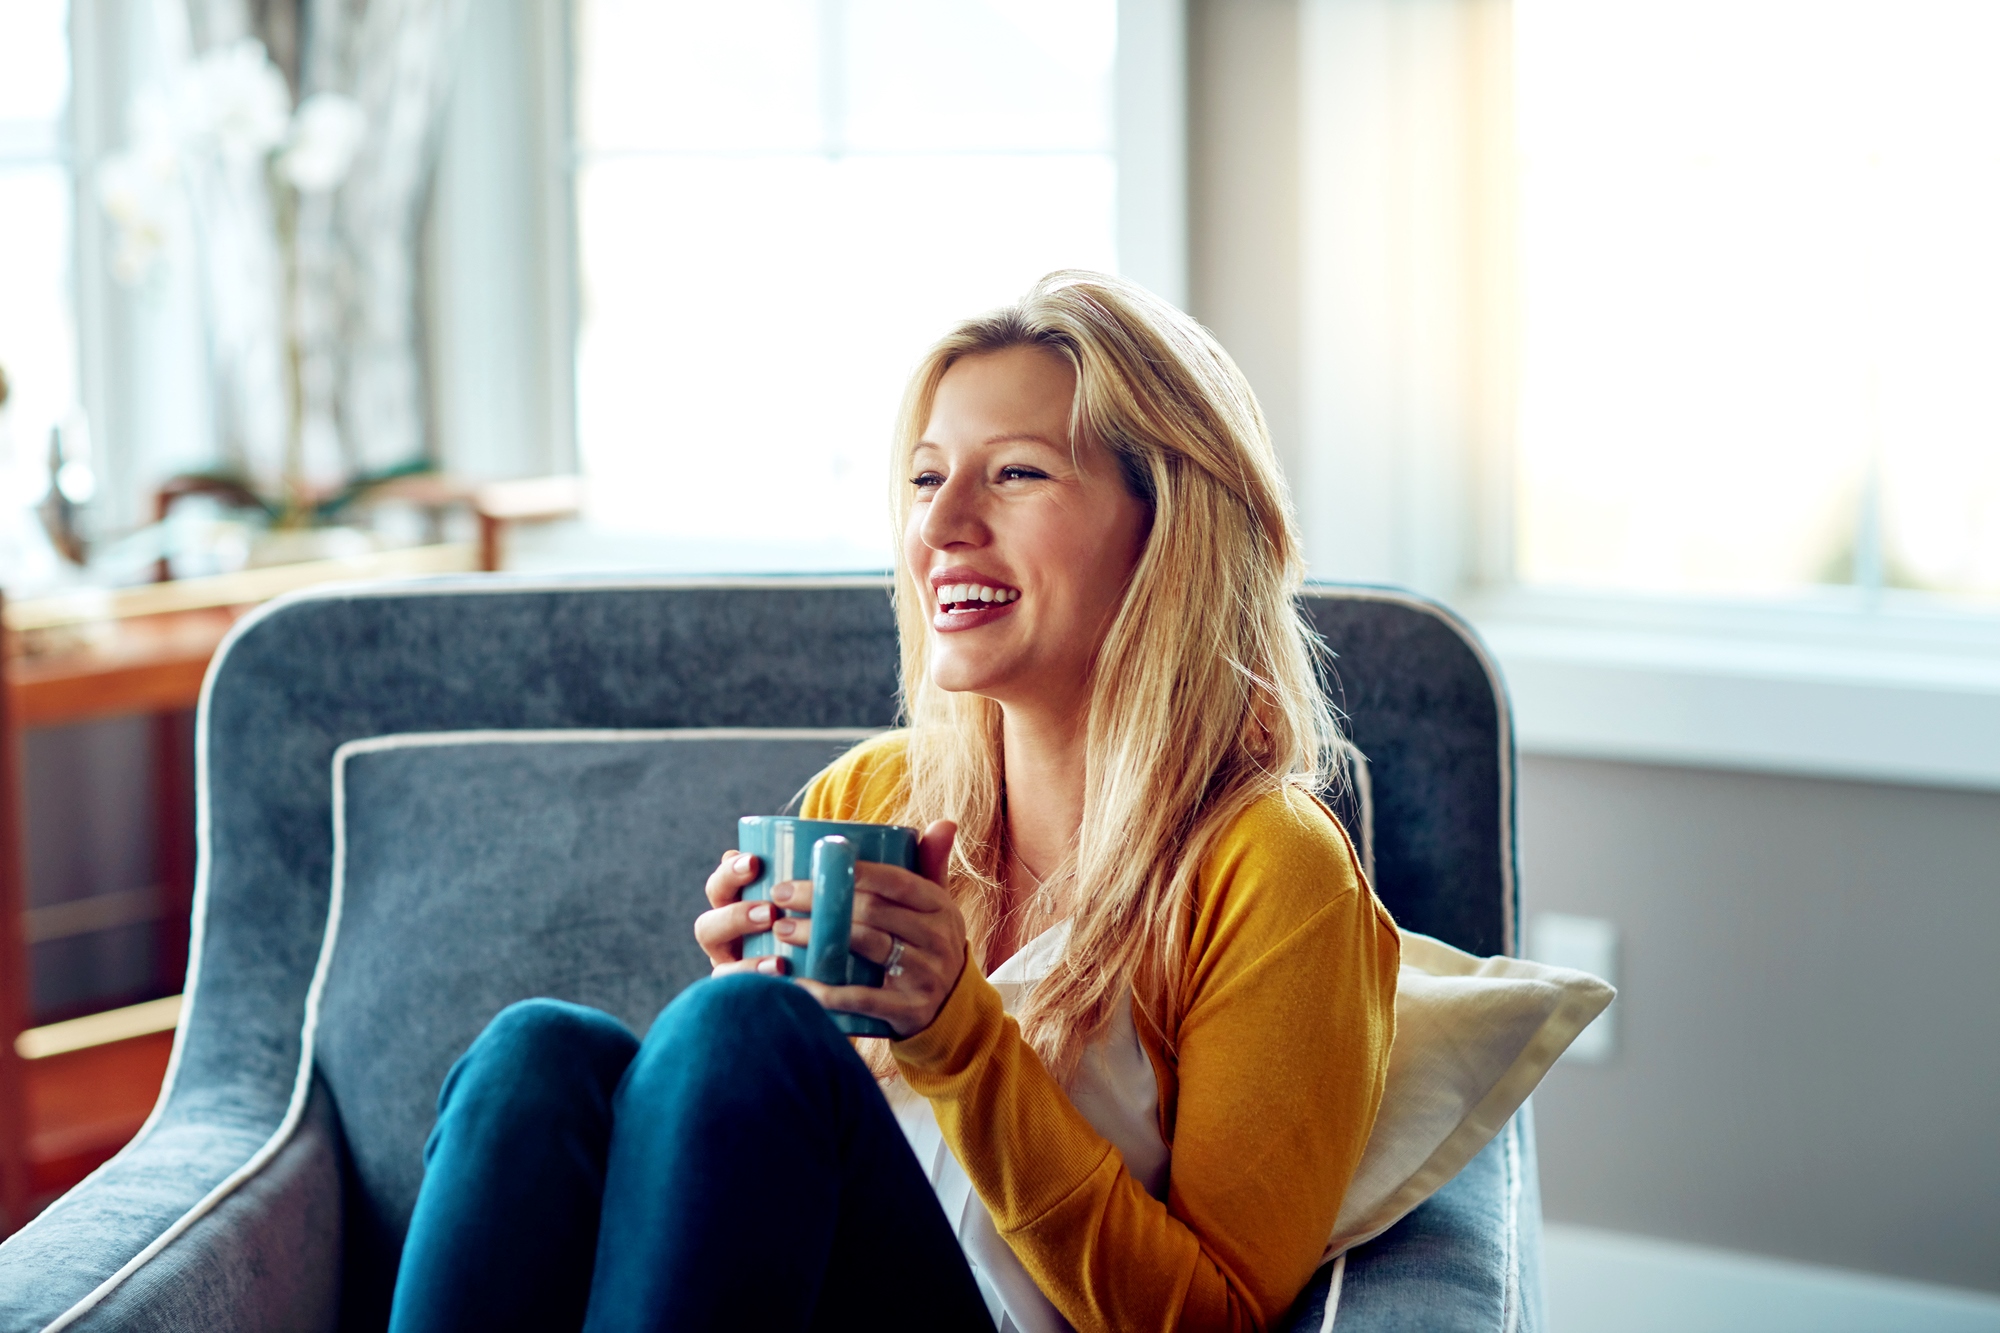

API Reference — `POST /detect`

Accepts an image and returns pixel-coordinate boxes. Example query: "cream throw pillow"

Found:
[1324,929,1616,1258]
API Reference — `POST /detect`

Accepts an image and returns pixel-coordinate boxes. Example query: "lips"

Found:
[929,571,1021,632]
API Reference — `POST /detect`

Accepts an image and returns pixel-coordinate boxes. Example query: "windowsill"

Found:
[1460,587,2000,792]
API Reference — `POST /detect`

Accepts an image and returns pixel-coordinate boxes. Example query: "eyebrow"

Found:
[913,433,1063,451]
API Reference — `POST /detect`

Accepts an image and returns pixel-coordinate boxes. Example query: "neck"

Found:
[998,697,1088,893]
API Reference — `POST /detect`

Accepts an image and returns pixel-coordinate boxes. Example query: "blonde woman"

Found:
[387,273,1399,1333]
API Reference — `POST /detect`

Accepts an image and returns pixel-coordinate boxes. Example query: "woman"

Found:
[387,272,1399,1333]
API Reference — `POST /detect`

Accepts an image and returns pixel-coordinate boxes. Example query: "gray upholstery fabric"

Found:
[68,1081,344,1333]
[1304,588,1514,958]
[0,577,1536,1332]
[1325,1107,1547,1332]
[321,733,864,1326]
[1282,1111,1545,1332]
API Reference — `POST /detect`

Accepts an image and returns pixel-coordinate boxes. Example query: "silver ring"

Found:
[883,938,907,977]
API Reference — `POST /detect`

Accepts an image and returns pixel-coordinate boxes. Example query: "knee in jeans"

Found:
[447,998,636,1110]
[665,973,820,1039]
[626,975,829,1093]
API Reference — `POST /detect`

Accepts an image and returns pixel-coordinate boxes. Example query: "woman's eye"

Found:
[910,471,944,490]
[997,465,1046,482]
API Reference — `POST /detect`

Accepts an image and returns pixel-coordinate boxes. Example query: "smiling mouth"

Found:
[934,581,1020,614]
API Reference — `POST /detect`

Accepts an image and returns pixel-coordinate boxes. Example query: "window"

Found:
[568,0,1119,566]
[0,0,82,569]
[1513,0,2000,605]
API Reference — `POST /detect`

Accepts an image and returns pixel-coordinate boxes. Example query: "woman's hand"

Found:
[694,850,785,976]
[780,820,968,1039]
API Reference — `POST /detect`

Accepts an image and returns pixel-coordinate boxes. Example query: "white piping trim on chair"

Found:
[334,727,886,757]
[219,571,899,629]
[3,603,236,1321]
[1501,1113,1524,1333]
[1319,1253,1348,1331]
[33,709,884,1330]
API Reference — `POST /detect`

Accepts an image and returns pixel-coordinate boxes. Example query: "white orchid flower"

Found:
[176,39,291,162]
[97,95,184,285]
[280,94,366,193]
[97,153,174,282]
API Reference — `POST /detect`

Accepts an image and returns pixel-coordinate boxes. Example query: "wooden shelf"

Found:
[3,541,481,730]
[23,1030,173,1203]
[7,608,240,730]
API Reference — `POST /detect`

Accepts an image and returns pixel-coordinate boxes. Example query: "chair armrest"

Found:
[1286,1107,1547,1333]
[0,1078,342,1333]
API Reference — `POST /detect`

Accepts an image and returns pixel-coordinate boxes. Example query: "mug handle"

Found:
[804,836,858,986]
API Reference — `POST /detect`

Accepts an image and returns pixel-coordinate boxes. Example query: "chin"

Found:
[928,651,1014,699]
[929,665,996,697]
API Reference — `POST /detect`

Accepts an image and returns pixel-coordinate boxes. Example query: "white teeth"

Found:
[935,582,1018,608]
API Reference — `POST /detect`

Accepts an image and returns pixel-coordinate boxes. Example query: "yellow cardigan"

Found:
[799,733,1400,1332]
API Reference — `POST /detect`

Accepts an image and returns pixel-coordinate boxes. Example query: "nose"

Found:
[919,470,988,551]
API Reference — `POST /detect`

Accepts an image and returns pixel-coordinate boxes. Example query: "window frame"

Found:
[1294,0,2000,793]
[474,0,1187,552]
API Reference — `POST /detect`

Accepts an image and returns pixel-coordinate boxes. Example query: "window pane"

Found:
[842,1,1114,153]
[571,0,1118,561]
[575,154,1115,546]
[0,168,79,502]
[575,1,822,154]
[0,0,68,123]
[1513,0,2000,600]
[0,0,77,544]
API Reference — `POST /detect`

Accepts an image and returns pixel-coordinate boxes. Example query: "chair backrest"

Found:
[319,730,871,1316]
[1302,588,1516,958]
[161,576,1513,1325]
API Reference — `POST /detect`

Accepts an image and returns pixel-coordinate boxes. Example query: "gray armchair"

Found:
[0,577,1540,1332]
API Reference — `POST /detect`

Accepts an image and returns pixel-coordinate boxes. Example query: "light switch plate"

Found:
[1530,911,1619,1063]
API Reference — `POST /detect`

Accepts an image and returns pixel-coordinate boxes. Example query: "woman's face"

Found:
[905,344,1152,716]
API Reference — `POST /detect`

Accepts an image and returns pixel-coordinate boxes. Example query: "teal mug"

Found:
[736,816,919,1038]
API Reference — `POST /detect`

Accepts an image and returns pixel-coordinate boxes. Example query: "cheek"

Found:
[1075,501,1149,595]
[902,509,928,574]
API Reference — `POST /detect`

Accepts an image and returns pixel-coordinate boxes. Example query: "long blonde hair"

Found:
[889,271,1339,1080]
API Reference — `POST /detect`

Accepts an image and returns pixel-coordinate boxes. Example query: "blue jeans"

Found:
[386,974,994,1332]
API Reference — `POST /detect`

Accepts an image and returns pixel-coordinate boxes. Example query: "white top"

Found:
[881,923,1171,1333]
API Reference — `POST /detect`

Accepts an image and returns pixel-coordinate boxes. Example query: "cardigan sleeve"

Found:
[894,787,1400,1332]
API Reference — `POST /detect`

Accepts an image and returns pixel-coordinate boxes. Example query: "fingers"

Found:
[693,897,779,967]
[733,833,970,1037]
[708,955,788,978]
[771,883,943,957]
[849,861,951,911]
[704,851,760,909]
[850,901,945,961]
[918,820,957,885]
[796,944,965,1039]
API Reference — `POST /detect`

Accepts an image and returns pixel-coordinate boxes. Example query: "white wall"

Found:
[1523,756,2000,1294]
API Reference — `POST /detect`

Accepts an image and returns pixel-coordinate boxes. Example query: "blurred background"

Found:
[1,1,1995,1327]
